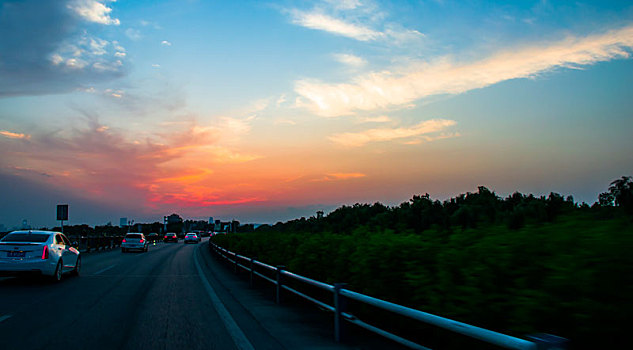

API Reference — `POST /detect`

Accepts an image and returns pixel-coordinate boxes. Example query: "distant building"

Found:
[209,217,214,224]
[120,217,128,227]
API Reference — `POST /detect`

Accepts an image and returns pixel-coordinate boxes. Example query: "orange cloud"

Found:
[0,118,270,213]
[0,130,30,140]
[329,119,457,147]
[324,173,366,180]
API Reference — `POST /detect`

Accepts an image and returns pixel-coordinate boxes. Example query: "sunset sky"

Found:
[1,0,632,228]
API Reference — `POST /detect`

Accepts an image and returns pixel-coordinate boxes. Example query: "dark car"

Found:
[147,232,159,243]
[163,233,178,243]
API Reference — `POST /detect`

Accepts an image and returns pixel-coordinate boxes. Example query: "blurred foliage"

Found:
[212,178,633,349]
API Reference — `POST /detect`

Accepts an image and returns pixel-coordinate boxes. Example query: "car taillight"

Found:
[164,235,168,238]
[122,239,126,243]
[42,245,49,260]
[140,239,144,243]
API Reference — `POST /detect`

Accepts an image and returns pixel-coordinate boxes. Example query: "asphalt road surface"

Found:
[0,239,331,350]
[0,239,407,350]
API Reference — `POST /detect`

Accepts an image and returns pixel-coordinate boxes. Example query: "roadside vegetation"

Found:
[212,176,633,349]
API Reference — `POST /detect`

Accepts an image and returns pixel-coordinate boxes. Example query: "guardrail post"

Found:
[527,333,568,350]
[249,257,255,288]
[276,265,286,304]
[334,283,347,343]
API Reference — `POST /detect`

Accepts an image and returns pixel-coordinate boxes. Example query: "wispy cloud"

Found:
[334,53,367,67]
[68,0,120,25]
[328,119,457,147]
[359,115,392,123]
[0,130,31,140]
[290,10,383,41]
[125,28,143,40]
[305,172,367,182]
[286,2,424,44]
[296,25,633,117]
[324,172,366,180]
[161,40,172,46]
[324,0,362,11]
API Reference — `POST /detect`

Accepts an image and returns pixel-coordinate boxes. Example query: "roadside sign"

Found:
[57,204,69,221]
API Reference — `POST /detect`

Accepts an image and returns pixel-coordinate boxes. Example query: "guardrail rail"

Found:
[209,242,567,350]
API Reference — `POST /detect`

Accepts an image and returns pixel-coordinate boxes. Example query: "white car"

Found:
[121,233,148,253]
[184,233,200,244]
[0,230,81,281]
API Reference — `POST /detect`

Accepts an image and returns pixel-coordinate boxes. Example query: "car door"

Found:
[54,234,75,269]
[61,234,78,267]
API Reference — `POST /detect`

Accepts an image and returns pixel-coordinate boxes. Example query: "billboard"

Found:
[56,204,68,221]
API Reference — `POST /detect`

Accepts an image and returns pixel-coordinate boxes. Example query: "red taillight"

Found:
[122,239,126,243]
[140,239,144,243]
[164,235,168,238]
[42,245,49,260]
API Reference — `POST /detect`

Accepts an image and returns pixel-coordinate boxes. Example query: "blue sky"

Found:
[0,0,632,228]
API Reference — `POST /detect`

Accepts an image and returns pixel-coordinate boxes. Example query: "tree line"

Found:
[214,176,633,349]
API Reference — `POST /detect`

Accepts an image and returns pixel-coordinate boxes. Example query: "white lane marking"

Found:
[193,248,254,350]
[93,264,116,275]
[0,314,12,323]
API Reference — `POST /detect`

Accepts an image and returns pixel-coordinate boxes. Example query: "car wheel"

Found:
[72,256,81,276]
[52,260,63,282]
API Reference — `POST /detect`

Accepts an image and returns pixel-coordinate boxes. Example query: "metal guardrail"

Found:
[209,242,567,350]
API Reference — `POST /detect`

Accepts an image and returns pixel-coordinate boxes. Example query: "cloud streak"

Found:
[0,130,31,140]
[329,119,457,147]
[290,10,382,41]
[286,2,423,44]
[296,25,633,117]
[334,53,367,67]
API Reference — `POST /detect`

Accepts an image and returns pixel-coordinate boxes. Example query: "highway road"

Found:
[0,239,374,350]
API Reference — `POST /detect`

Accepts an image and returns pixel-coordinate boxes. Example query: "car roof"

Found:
[9,230,59,235]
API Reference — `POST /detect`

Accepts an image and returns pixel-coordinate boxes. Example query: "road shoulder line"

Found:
[194,247,255,350]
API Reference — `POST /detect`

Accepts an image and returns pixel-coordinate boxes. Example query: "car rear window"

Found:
[1,233,50,242]
[126,234,143,239]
